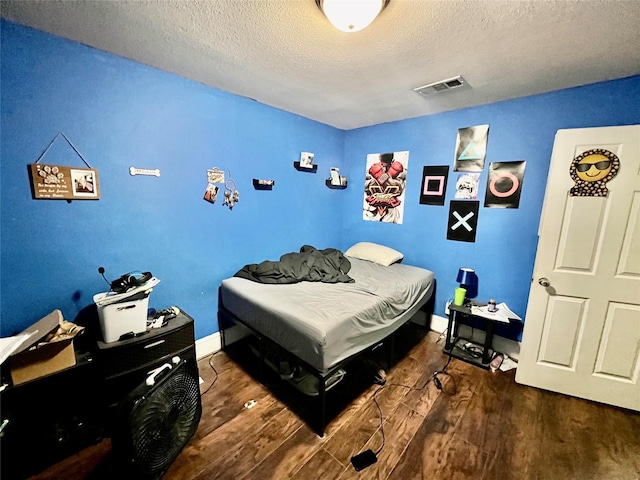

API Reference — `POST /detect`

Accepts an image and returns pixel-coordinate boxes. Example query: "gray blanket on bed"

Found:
[234,245,354,284]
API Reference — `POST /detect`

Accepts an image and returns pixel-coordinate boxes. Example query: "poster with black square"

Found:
[419,165,449,205]
[484,161,526,208]
[454,124,490,172]
[447,200,479,242]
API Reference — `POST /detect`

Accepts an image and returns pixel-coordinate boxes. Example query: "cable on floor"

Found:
[200,352,219,396]
[352,353,456,470]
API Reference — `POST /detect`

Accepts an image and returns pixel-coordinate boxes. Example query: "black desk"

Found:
[0,350,104,479]
[443,302,496,369]
[0,308,196,479]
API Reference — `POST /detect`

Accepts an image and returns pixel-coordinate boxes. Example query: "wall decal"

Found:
[130,167,160,177]
[447,200,479,242]
[454,173,480,199]
[569,149,620,197]
[419,166,449,206]
[454,124,490,172]
[363,151,409,224]
[484,161,526,208]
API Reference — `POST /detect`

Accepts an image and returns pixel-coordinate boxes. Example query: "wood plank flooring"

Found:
[29,324,640,480]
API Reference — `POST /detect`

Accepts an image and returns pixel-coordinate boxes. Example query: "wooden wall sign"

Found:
[28,132,100,200]
[28,164,100,200]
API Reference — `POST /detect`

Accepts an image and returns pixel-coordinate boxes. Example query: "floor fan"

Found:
[112,356,202,479]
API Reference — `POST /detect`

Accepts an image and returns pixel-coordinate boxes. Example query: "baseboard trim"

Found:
[194,314,520,361]
[195,331,221,360]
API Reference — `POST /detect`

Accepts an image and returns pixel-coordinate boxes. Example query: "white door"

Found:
[516,125,640,411]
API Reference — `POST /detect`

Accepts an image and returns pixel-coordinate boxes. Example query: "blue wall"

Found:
[0,21,346,339]
[2,20,639,342]
[340,77,640,338]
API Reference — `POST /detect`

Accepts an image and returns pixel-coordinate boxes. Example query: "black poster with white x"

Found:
[447,200,479,242]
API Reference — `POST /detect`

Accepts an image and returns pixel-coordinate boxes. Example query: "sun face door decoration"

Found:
[363,151,409,224]
[569,149,620,197]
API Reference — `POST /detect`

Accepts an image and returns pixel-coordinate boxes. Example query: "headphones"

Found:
[110,271,152,293]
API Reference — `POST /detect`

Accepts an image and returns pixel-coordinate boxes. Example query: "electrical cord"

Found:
[200,352,219,396]
[361,353,457,464]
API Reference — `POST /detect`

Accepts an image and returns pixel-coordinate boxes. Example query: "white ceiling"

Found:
[2,0,639,130]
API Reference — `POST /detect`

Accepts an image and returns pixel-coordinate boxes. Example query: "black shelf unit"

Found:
[253,179,274,190]
[293,161,317,172]
[325,179,347,189]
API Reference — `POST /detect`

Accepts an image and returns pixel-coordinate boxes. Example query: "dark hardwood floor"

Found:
[29,324,640,480]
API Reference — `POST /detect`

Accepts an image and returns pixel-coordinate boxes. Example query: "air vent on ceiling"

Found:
[414,76,467,96]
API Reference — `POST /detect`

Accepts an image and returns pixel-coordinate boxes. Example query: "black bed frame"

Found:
[217,285,435,437]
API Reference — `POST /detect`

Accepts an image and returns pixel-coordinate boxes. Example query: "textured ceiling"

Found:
[2,0,639,130]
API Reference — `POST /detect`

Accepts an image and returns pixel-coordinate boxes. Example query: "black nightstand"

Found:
[0,350,105,479]
[93,308,196,418]
[443,302,496,369]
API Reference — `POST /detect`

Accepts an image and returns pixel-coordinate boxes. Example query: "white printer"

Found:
[93,276,160,343]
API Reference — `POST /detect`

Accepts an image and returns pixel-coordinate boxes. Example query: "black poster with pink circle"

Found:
[484,161,526,208]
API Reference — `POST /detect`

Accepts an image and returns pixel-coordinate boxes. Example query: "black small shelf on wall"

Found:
[253,179,275,190]
[325,179,347,189]
[293,162,318,172]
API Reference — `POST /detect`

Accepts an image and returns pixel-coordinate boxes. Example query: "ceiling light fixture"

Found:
[316,0,390,33]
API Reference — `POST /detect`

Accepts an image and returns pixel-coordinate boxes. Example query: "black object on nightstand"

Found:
[443,302,496,369]
[93,308,197,426]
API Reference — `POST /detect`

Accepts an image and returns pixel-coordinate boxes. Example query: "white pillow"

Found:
[345,242,404,266]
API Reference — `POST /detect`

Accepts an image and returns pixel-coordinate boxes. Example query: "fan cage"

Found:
[114,358,202,478]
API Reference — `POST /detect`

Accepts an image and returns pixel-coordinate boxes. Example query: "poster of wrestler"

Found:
[363,151,409,224]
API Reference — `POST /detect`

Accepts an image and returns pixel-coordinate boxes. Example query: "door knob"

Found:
[538,277,551,287]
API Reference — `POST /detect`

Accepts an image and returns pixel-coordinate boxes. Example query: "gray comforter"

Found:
[234,245,354,284]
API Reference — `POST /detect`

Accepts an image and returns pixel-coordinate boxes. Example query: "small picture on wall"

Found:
[207,168,225,184]
[363,150,409,224]
[454,124,489,172]
[447,200,479,242]
[454,173,480,199]
[484,161,526,208]
[203,184,218,204]
[299,152,314,169]
[419,165,449,206]
[70,169,98,197]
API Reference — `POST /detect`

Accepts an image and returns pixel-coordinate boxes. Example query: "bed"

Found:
[218,242,435,436]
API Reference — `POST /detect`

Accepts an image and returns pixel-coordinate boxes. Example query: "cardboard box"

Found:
[9,310,77,385]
